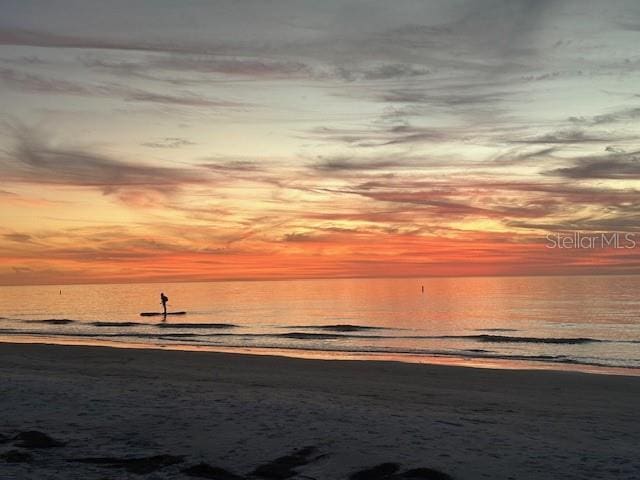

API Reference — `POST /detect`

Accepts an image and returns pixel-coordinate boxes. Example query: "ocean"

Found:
[1,275,639,374]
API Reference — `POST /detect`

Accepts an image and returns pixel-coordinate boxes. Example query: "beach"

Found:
[1,343,639,479]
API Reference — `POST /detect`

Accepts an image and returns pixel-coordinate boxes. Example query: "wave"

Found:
[25,319,75,325]
[91,321,143,327]
[286,324,391,332]
[156,323,236,329]
[0,329,206,340]
[269,332,617,345]
[275,333,627,345]
[451,334,602,345]
[276,332,346,340]
[1,328,636,370]
[8,319,238,329]
[2,323,633,345]
[474,328,519,333]
[270,329,608,345]
[0,327,388,341]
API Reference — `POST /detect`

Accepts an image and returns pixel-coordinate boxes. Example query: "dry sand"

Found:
[1,342,639,479]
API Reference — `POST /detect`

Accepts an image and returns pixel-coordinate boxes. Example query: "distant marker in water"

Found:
[421,285,424,293]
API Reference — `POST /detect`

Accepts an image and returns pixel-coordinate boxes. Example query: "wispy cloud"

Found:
[569,107,640,126]
[1,125,209,196]
[0,27,217,55]
[3,232,32,242]
[305,124,450,148]
[511,129,630,145]
[141,137,196,149]
[546,150,640,180]
[0,66,246,108]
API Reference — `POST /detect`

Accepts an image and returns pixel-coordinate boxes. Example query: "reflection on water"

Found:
[1,275,639,373]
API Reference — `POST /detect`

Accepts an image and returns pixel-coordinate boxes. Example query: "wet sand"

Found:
[1,342,639,479]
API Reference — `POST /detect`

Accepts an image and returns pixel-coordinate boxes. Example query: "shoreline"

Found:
[2,342,640,479]
[1,335,638,377]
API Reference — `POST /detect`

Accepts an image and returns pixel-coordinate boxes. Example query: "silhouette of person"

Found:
[160,292,168,316]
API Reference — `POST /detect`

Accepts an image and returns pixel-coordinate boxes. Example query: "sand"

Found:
[1,342,639,479]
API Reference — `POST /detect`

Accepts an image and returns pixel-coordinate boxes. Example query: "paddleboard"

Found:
[140,311,187,317]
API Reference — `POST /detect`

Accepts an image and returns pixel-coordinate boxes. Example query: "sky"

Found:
[1,0,640,285]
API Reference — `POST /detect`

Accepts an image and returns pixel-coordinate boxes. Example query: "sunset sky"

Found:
[2,0,640,285]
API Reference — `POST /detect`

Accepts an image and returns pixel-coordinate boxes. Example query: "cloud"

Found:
[3,1,640,283]
[305,124,449,148]
[335,63,431,81]
[0,27,217,55]
[377,88,510,107]
[346,188,560,220]
[150,55,313,78]
[3,233,32,243]
[200,160,262,173]
[569,107,640,126]
[510,129,622,145]
[0,66,90,95]
[282,232,324,243]
[1,29,436,85]
[546,150,640,179]
[1,125,209,196]
[121,88,241,108]
[141,137,196,149]
[491,146,559,165]
[192,159,292,191]
[507,212,640,233]
[310,155,408,172]
[617,21,640,32]
[313,176,640,234]
[0,66,245,108]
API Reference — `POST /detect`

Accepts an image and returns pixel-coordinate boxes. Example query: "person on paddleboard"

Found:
[160,292,168,315]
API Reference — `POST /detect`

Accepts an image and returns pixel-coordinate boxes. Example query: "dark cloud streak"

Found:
[546,150,640,180]
[0,66,245,108]
[1,126,210,196]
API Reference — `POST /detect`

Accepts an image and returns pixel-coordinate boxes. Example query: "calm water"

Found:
[1,276,639,373]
